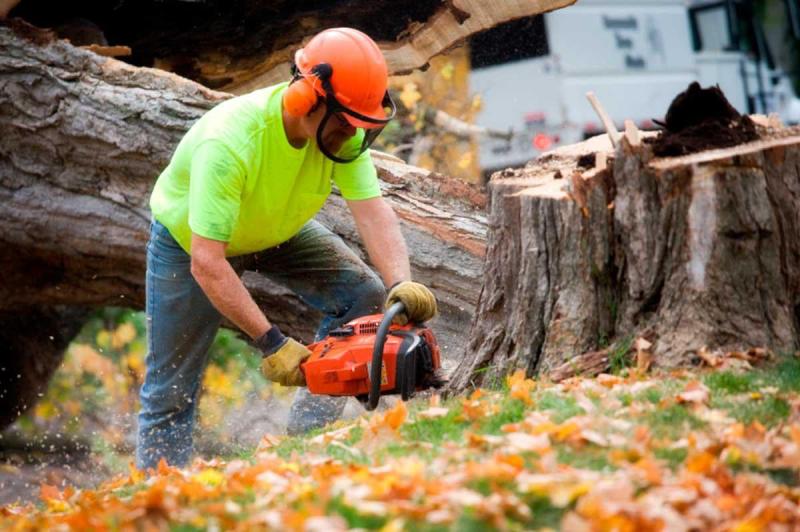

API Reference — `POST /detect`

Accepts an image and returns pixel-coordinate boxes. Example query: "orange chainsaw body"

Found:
[301,313,441,398]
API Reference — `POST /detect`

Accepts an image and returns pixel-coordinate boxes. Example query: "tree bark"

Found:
[0,20,487,343]
[7,0,574,92]
[0,21,487,426]
[449,127,800,392]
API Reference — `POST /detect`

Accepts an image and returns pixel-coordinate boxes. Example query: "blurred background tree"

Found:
[376,46,484,184]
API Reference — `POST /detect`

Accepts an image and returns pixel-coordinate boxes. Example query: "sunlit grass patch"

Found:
[644,403,706,438]
[537,392,585,423]
[327,496,390,529]
[526,496,568,530]
[401,405,468,445]
[704,370,759,395]
[770,354,800,392]
[474,397,527,434]
[556,445,614,471]
[653,446,689,469]
[273,435,310,460]
[635,386,663,405]
[728,395,790,426]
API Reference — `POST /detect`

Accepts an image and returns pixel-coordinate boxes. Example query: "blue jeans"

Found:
[137,219,385,469]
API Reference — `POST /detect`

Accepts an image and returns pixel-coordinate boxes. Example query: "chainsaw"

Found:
[301,302,445,410]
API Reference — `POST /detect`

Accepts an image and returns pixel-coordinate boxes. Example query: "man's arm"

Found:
[190,233,271,340]
[347,196,411,287]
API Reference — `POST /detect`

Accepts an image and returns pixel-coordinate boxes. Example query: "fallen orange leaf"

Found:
[383,400,408,430]
[790,424,800,446]
[677,381,710,405]
[685,451,716,474]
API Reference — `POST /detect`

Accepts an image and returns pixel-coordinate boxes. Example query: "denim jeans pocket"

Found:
[147,222,192,281]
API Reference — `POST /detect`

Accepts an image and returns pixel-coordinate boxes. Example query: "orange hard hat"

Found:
[293,27,389,129]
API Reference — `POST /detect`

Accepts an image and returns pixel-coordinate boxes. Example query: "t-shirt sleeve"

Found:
[331,137,382,201]
[188,140,246,242]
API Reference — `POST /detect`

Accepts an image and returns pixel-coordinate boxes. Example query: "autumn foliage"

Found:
[3,355,800,530]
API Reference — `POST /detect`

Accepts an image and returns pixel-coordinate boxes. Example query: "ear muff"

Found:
[283,77,318,117]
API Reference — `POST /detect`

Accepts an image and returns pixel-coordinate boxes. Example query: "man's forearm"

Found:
[356,202,411,287]
[191,258,271,340]
[369,219,410,287]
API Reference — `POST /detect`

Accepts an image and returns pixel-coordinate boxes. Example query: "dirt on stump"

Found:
[646,82,759,157]
[576,153,596,169]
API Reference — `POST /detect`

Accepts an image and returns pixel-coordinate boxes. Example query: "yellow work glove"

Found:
[256,326,311,387]
[385,281,438,325]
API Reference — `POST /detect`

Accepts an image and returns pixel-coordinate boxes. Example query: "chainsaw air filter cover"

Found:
[302,313,442,401]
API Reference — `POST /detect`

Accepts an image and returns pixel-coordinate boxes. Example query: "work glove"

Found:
[385,281,438,325]
[256,326,311,387]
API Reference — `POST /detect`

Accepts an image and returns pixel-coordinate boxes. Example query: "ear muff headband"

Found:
[283,63,328,117]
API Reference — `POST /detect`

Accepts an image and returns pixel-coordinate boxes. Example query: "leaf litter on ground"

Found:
[2,355,800,530]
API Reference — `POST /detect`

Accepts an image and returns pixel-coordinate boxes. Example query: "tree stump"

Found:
[449,126,800,392]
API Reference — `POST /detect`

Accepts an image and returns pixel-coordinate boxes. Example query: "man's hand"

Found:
[256,326,311,386]
[385,281,438,325]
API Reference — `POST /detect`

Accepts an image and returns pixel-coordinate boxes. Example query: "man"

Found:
[138,27,437,470]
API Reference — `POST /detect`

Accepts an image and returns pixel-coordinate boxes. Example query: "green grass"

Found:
[325,442,368,464]
[729,396,790,426]
[771,355,800,392]
[345,425,364,445]
[556,445,613,471]
[764,468,800,487]
[728,464,800,487]
[211,354,800,530]
[654,447,689,469]
[327,496,389,529]
[170,525,207,532]
[645,404,706,438]
[637,387,663,405]
[273,436,309,460]
[401,408,468,445]
[704,371,758,395]
[537,392,585,423]
[619,392,634,407]
[526,496,568,529]
[467,477,495,496]
[609,336,634,374]
[476,398,527,434]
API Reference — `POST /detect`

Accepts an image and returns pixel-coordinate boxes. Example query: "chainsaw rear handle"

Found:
[367,301,405,411]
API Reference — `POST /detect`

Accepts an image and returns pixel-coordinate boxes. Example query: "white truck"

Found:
[472,0,800,173]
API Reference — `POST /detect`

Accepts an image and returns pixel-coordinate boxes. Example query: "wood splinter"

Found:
[586,91,620,148]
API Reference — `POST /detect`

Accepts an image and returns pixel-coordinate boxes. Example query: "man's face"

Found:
[303,102,357,155]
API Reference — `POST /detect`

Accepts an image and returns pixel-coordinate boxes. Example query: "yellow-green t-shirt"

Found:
[149,82,381,256]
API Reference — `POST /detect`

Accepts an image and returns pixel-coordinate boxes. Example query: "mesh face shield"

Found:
[311,64,397,163]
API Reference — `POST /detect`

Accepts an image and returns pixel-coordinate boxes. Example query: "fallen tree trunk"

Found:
[449,123,800,392]
[0,22,487,426]
[6,0,575,92]
[0,21,486,344]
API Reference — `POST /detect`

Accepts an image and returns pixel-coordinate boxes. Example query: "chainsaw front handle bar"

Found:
[367,301,405,411]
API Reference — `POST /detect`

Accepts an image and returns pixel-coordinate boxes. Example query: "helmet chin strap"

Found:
[315,109,371,164]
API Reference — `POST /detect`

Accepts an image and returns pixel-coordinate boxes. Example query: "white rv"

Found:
[472,0,800,173]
